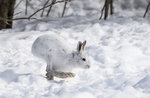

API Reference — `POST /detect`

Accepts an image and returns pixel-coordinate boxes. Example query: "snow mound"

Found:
[0,0,150,97]
[134,75,150,93]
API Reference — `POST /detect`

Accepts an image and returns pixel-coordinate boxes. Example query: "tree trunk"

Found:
[110,0,113,15]
[104,0,109,20]
[6,0,16,28]
[0,0,16,30]
[0,0,9,30]
[99,0,114,20]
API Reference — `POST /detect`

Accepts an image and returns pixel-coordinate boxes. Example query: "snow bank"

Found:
[1,15,150,98]
[0,0,150,98]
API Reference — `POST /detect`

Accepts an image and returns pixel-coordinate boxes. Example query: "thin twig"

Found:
[41,0,50,17]
[14,0,24,9]
[0,0,71,25]
[62,1,68,17]
[29,0,71,19]
[25,0,29,15]
[46,0,56,17]
[14,11,22,16]
[143,2,150,18]
[99,1,106,20]
[0,17,47,23]
[12,17,47,22]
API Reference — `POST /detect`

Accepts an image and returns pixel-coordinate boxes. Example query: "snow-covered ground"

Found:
[0,0,150,98]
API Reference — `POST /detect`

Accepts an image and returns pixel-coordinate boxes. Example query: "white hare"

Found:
[32,34,90,80]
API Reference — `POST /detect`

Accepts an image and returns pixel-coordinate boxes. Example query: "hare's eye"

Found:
[82,58,86,61]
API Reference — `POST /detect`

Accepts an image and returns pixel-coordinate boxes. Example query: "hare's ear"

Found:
[82,40,86,51]
[77,41,82,54]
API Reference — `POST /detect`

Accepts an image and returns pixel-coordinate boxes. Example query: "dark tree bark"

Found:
[0,0,9,30]
[104,0,109,20]
[110,0,113,15]
[6,0,16,28]
[0,0,16,30]
[99,0,114,20]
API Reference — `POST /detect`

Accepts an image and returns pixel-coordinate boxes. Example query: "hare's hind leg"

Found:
[52,71,75,78]
[46,63,75,79]
[46,68,75,79]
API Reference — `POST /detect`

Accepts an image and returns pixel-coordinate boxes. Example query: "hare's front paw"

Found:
[45,72,54,80]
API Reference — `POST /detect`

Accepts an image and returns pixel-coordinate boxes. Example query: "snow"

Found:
[1,0,150,98]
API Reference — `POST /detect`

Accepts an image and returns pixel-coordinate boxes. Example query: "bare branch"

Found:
[46,0,56,17]
[0,17,47,23]
[62,1,68,17]
[41,0,50,17]
[14,11,22,16]
[12,17,47,22]
[99,0,106,20]
[99,4,105,20]
[25,0,29,15]
[0,0,72,26]
[144,2,150,18]
[14,0,24,9]
[29,0,71,19]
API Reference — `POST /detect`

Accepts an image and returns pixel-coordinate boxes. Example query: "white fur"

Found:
[32,34,90,78]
